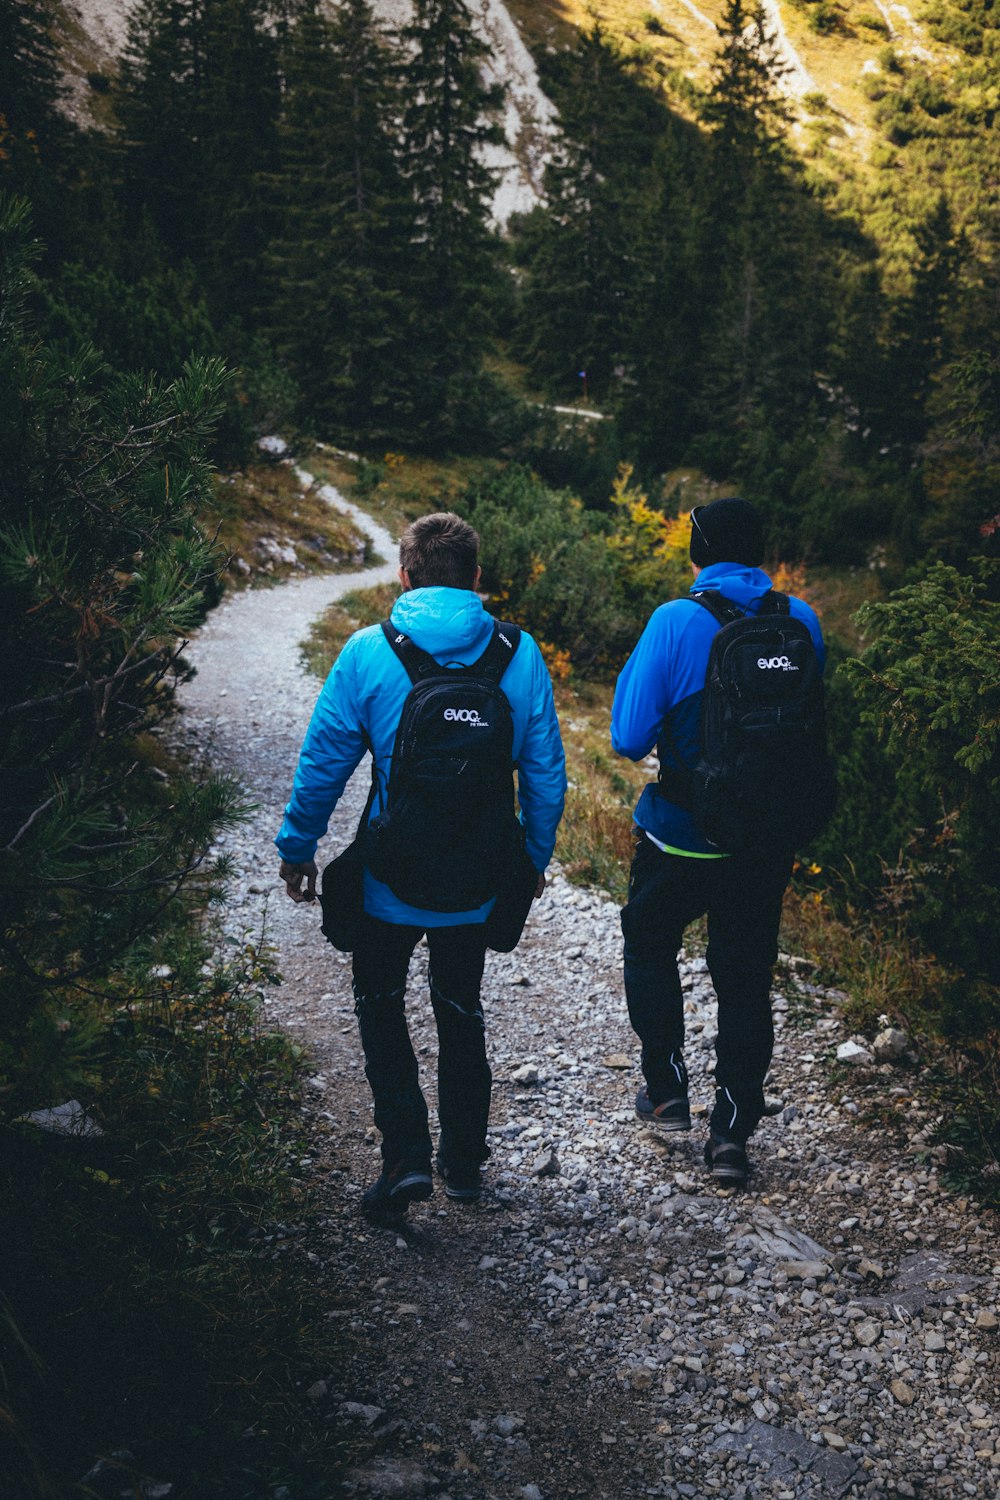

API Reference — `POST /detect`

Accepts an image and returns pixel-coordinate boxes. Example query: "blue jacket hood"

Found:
[390,586,493,660]
[690,563,774,609]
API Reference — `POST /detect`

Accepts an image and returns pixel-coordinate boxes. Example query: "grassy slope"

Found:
[206,459,371,589]
[506,0,993,294]
[506,0,954,160]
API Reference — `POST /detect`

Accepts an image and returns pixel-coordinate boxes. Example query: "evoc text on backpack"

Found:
[365,620,522,911]
[660,590,834,854]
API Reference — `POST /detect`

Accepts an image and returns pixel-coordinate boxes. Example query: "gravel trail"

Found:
[174,486,1000,1500]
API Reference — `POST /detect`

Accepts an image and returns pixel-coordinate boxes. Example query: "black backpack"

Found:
[659,590,835,854]
[365,619,522,911]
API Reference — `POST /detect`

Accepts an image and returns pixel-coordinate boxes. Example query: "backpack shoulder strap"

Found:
[381,618,521,686]
[470,620,521,685]
[756,589,790,616]
[380,619,441,684]
[691,590,744,627]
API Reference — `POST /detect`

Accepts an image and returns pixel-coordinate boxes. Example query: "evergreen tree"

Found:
[0,195,244,1113]
[265,0,413,440]
[700,0,792,171]
[513,29,659,404]
[882,195,961,449]
[696,0,794,319]
[396,0,505,443]
[0,0,75,243]
[116,0,281,322]
[617,121,707,467]
[690,0,830,478]
[41,204,218,378]
[693,169,829,469]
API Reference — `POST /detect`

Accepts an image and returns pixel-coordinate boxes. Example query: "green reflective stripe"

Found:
[660,843,728,860]
[644,832,728,860]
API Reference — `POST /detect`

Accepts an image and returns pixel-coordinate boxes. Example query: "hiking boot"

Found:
[704,1132,749,1189]
[635,1085,691,1133]
[436,1157,483,1203]
[362,1161,433,1220]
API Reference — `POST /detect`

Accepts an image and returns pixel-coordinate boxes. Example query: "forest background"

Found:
[1,0,999,1493]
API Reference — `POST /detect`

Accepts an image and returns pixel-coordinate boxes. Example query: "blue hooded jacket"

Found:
[275,587,567,926]
[611,564,825,856]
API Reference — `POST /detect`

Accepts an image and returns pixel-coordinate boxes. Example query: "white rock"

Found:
[22,1100,105,1140]
[873,1027,909,1062]
[494,1414,524,1436]
[837,1040,874,1066]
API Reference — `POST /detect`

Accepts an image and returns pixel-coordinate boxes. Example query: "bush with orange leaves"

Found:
[537,640,572,680]
[463,463,813,679]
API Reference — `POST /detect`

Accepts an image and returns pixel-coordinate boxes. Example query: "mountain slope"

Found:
[56,0,999,261]
[516,0,979,179]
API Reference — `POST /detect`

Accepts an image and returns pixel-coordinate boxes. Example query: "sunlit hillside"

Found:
[507,0,956,158]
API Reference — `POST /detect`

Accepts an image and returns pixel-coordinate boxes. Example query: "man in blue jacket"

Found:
[276,512,566,1218]
[611,498,824,1188]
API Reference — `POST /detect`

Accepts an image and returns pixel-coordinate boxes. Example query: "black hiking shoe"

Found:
[636,1085,691,1134]
[704,1132,750,1189]
[436,1158,483,1203]
[362,1161,433,1220]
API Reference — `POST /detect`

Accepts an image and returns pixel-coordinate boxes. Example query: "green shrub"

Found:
[855,11,889,36]
[843,559,1000,987]
[0,195,244,1115]
[807,0,844,34]
[461,465,636,671]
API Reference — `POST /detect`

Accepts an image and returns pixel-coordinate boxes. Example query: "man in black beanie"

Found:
[610,497,826,1187]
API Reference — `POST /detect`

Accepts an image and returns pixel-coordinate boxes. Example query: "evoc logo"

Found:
[444,707,489,726]
[757,655,799,671]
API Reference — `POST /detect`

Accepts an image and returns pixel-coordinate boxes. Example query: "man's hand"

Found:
[533,871,546,900]
[280,859,318,903]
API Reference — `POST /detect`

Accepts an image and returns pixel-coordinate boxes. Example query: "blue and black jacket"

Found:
[611,563,825,857]
[275,586,567,926]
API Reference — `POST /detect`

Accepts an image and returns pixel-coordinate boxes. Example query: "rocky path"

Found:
[174,485,1000,1500]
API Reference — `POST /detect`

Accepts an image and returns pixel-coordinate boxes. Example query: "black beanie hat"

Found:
[689,497,764,568]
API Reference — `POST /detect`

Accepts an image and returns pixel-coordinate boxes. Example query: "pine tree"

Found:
[396,0,506,443]
[265,0,413,440]
[0,194,244,1113]
[116,0,281,322]
[882,195,961,448]
[0,0,75,242]
[617,122,707,467]
[690,0,829,472]
[513,28,661,404]
[696,0,793,316]
[700,0,792,178]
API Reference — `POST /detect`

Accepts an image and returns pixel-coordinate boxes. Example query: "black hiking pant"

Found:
[621,833,793,1145]
[352,915,490,1173]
